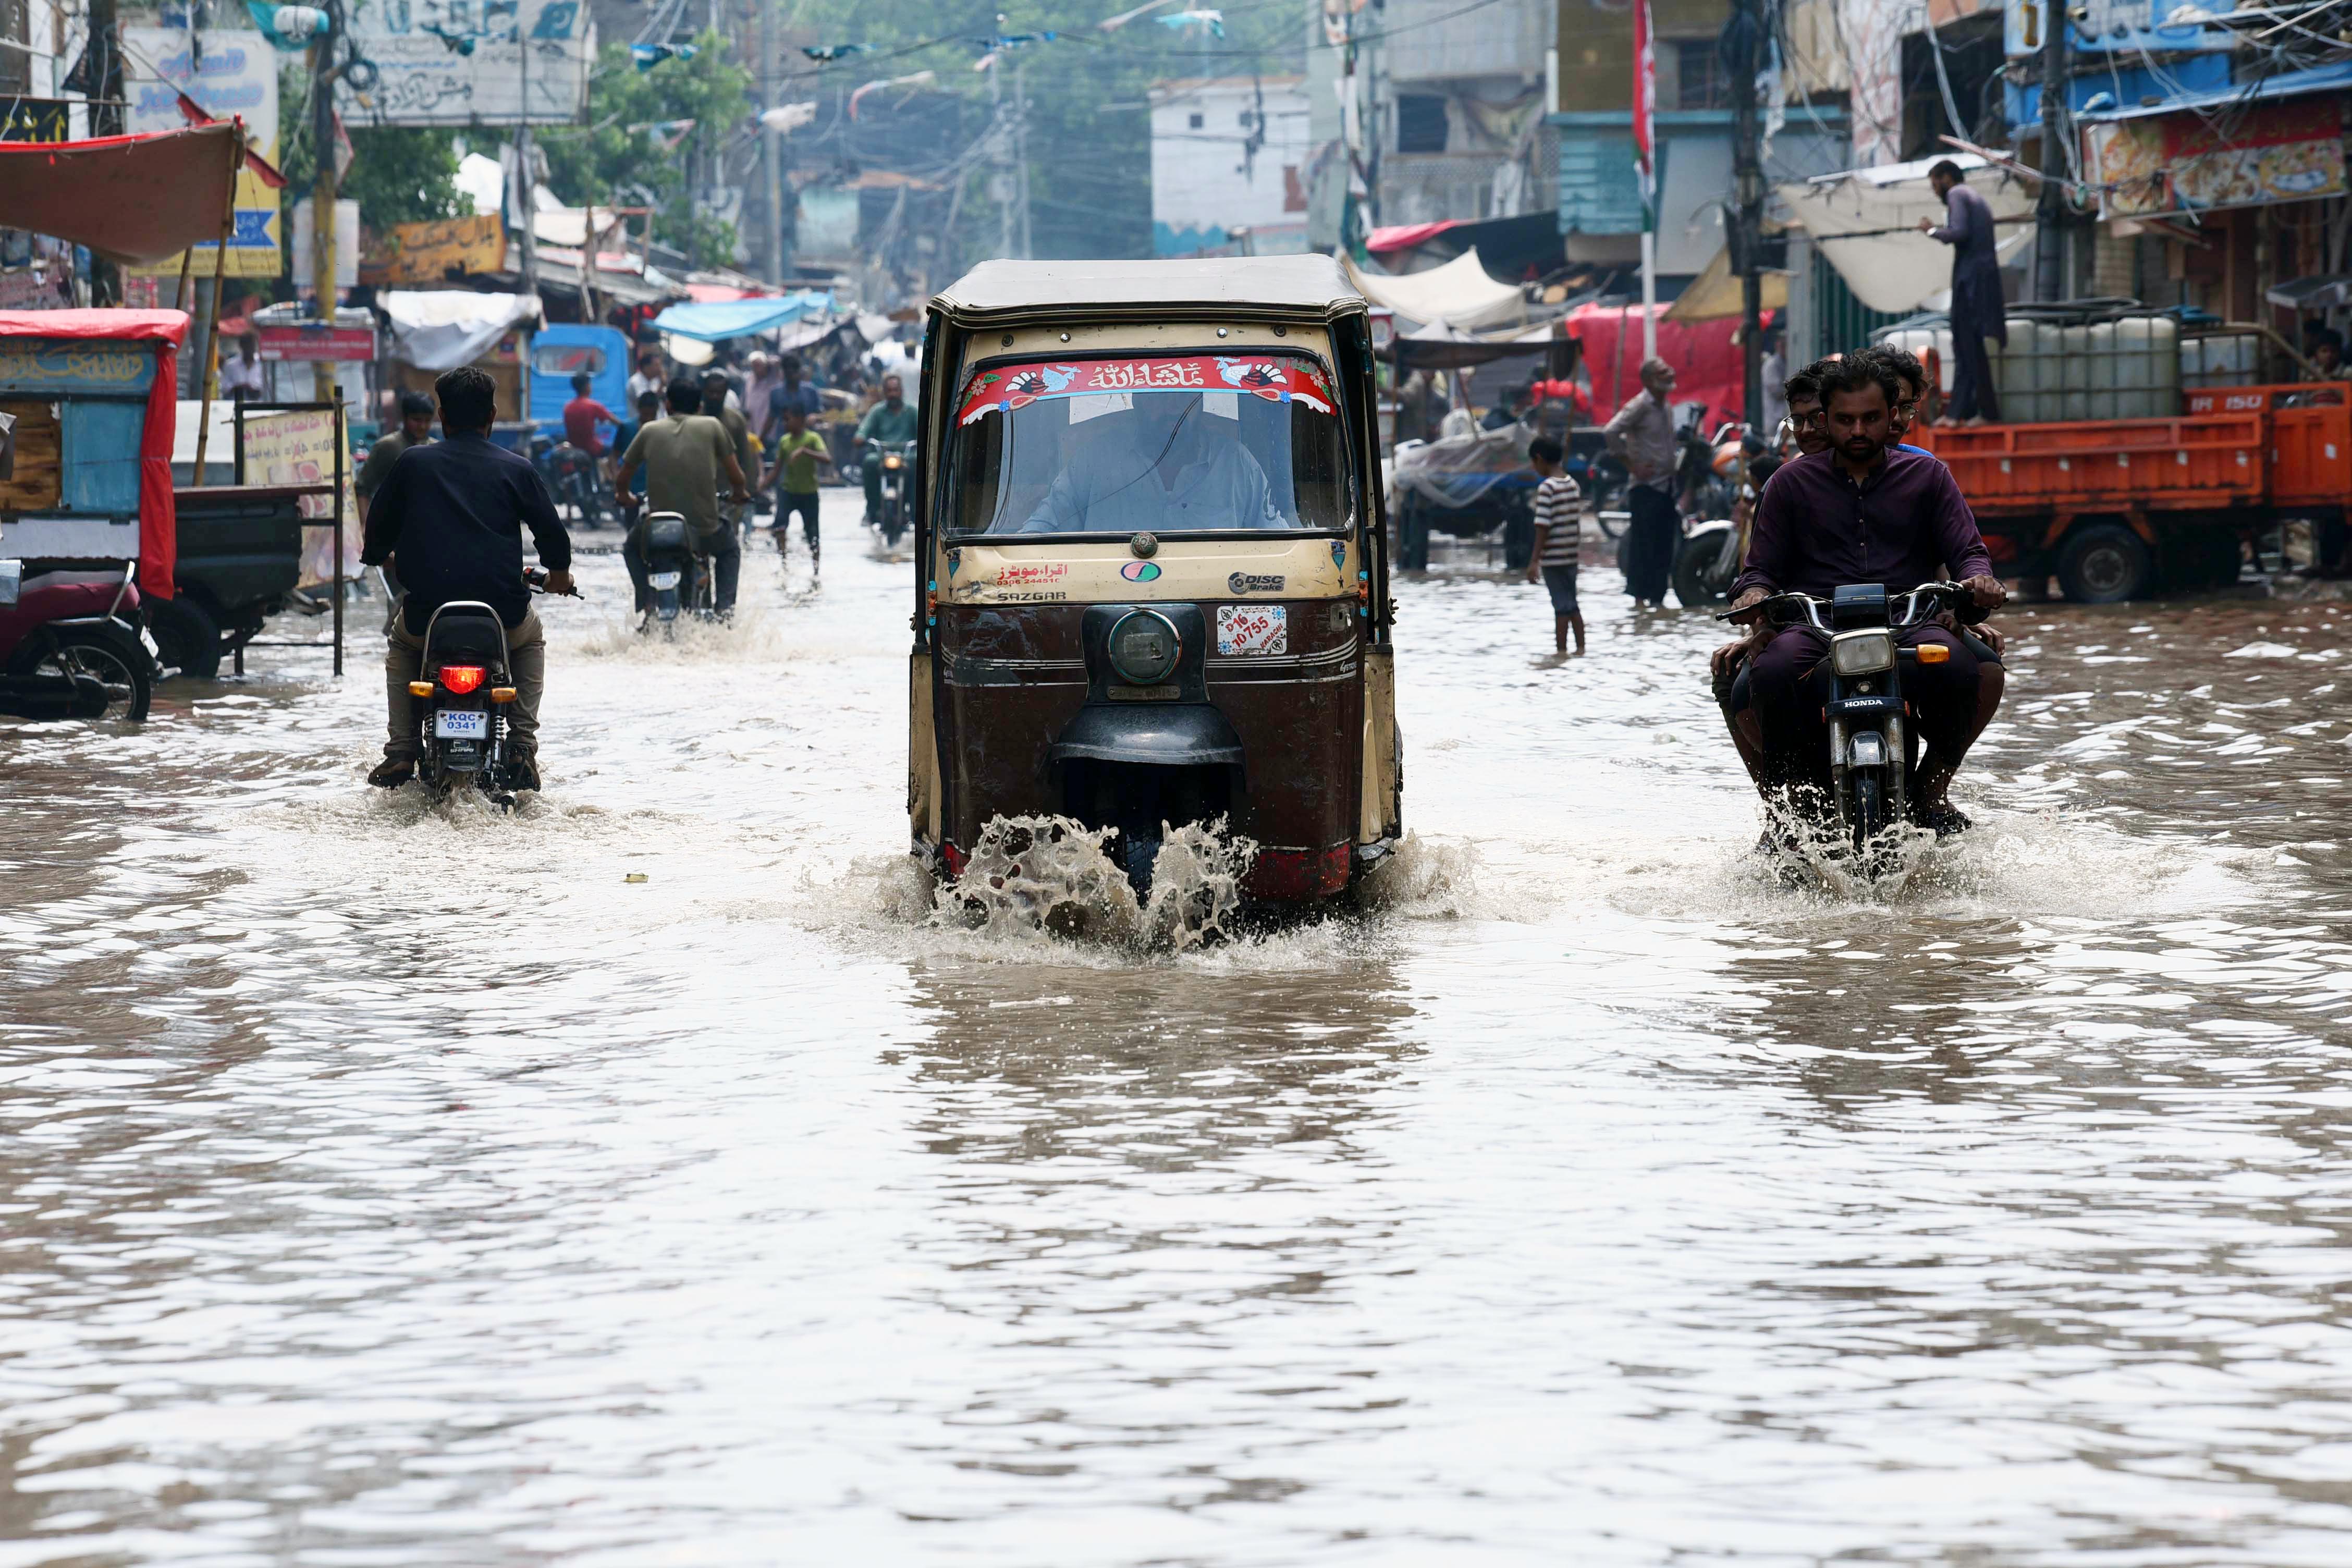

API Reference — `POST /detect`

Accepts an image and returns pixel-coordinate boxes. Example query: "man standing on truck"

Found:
[1603,357,1679,610]
[1920,161,2005,427]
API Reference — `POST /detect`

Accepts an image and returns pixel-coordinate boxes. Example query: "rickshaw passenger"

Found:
[1013,393,1285,533]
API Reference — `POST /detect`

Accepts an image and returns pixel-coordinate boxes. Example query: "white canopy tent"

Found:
[1343,249,1526,332]
[378,290,545,372]
[1778,153,2035,315]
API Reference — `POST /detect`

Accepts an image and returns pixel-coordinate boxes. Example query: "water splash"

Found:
[929,814,1257,952]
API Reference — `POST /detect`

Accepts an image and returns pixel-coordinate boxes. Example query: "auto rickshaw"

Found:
[906,256,1401,902]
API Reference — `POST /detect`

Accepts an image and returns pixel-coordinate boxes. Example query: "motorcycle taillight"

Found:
[439,664,486,694]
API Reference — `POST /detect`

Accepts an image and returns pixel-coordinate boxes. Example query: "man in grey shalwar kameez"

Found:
[1920,160,2005,425]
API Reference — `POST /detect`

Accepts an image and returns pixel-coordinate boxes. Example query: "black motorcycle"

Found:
[640,510,714,630]
[1725,581,1983,866]
[407,569,572,806]
[873,439,916,547]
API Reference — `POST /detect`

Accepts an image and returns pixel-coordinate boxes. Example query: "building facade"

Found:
[1150,76,1316,257]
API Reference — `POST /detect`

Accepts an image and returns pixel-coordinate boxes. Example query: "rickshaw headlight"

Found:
[1107,610,1181,685]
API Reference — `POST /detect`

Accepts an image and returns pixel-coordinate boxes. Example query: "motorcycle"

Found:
[640,510,715,630]
[0,559,166,721]
[1673,405,1743,522]
[1671,424,1765,607]
[406,568,572,806]
[1723,580,1982,868]
[534,436,615,530]
[873,439,916,547]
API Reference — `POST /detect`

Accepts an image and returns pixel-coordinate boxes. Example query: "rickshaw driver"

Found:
[1014,392,1284,533]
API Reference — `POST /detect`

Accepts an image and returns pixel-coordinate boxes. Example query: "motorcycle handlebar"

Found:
[1716,582,1985,629]
[523,567,581,598]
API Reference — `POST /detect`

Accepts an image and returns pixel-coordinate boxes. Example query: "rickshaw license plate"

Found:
[435,709,488,739]
[1217,604,1287,656]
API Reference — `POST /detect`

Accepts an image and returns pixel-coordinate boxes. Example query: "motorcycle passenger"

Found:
[612,389,661,536]
[856,373,917,524]
[1782,362,1831,458]
[615,377,752,616]
[561,372,618,463]
[359,366,573,792]
[1710,358,2005,834]
[702,370,757,532]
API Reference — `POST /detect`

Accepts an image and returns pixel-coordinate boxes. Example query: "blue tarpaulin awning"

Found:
[649,293,836,342]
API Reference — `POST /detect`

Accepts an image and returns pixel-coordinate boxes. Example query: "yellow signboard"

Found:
[358,213,507,286]
[123,29,284,280]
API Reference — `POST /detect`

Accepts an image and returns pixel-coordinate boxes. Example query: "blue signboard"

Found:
[0,339,159,398]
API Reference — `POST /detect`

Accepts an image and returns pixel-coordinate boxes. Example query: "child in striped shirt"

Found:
[1523,436,1585,654]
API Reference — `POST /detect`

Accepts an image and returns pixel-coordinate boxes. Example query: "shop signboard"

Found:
[358,213,506,285]
[2084,96,2346,220]
[338,0,594,128]
[123,29,284,279]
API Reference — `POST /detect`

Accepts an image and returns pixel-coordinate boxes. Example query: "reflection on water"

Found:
[5,503,2352,1563]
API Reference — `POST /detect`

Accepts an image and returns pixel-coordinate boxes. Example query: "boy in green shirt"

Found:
[766,405,834,570]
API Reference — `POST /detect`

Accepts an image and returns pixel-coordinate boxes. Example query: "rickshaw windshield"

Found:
[946,351,1347,535]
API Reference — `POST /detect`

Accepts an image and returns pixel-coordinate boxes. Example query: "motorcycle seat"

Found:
[422,601,509,668]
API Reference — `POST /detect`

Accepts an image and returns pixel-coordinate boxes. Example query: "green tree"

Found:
[539,34,753,267]
[278,68,472,232]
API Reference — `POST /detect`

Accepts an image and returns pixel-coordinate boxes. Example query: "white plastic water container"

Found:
[2182,332,2259,388]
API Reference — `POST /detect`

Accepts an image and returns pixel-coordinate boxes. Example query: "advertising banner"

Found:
[2085,96,2346,219]
[358,212,506,285]
[123,29,283,279]
[240,408,359,586]
[338,0,595,128]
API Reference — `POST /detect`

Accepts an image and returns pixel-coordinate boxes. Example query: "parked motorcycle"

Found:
[0,559,166,721]
[640,510,714,630]
[1673,445,1774,608]
[1673,405,1743,522]
[406,568,572,805]
[874,439,917,547]
[1723,580,1983,868]
[533,436,615,530]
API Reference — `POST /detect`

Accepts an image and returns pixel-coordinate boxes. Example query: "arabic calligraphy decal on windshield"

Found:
[957,354,1335,425]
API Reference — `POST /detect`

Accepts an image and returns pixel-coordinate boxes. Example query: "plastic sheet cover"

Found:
[1390,419,1532,510]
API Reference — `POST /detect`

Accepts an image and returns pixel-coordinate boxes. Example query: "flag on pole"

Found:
[1632,0,1657,234]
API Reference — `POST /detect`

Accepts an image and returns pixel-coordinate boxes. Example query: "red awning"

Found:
[0,309,190,599]
[0,124,244,267]
[1366,220,1464,255]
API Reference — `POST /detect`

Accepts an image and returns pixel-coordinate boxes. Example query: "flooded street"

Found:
[6,492,2352,1565]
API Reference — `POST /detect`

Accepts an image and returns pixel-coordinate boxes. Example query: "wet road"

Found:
[5,493,2352,1565]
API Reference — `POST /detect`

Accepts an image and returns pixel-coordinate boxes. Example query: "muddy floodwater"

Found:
[5,492,2352,1565]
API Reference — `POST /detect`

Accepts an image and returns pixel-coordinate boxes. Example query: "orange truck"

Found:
[1910,382,2348,602]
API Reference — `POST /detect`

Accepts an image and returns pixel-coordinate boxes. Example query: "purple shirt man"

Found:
[1733,446,1991,601]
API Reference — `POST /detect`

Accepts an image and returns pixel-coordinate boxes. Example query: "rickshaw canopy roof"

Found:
[933,255,1367,328]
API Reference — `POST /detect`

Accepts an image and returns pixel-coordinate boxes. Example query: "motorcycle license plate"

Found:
[649,570,682,590]
[138,627,161,657]
[435,709,488,739]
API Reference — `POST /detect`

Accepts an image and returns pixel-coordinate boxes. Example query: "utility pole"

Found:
[516,35,538,302]
[87,0,122,304]
[1014,58,1032,260]
[1725,0,1765,429]
[2034,0,2069,303]
[989,61,1015,260]
[310,34,339,410]
[760,0,783,285]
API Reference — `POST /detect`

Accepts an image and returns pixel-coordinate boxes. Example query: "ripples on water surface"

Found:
[4,499,2352,1564]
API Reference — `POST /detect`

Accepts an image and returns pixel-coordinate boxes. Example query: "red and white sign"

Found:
[1216,603,1288,657]
[254,324,377,363]
[959,354,1335,426]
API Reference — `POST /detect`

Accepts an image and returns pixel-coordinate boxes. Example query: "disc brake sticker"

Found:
[1217,604,1288,656]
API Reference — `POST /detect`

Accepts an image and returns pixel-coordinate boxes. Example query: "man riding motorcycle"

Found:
[1711,357,2005,835]
[857,373,917,525]
[359,366,574,791]
[615,377,753,617]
